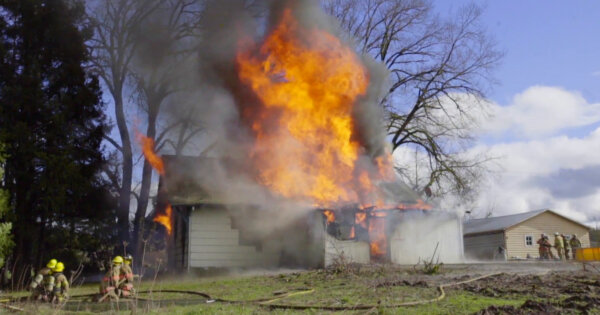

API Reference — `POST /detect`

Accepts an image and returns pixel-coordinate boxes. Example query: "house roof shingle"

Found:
[463,209,548,235]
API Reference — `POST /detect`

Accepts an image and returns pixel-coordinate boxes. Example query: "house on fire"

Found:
[157,155,464,271]
[463,209,591,260]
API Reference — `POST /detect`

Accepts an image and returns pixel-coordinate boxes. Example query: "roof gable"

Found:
[464,209,547,235]
[517,210,591,231]
[464,209,590,236]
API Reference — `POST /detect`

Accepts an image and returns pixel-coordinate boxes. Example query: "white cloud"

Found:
[483,86,600,138]
[471,124,600,225]
[592,70,600,77]
[391,86,600,225]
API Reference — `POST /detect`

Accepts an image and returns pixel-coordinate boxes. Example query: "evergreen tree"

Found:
[0,0,114,268]
[0,148,13,269]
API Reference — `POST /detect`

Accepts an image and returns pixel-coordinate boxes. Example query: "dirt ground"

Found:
[404,261,600,314]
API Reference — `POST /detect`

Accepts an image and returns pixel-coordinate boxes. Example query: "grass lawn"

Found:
[1,266,538,314]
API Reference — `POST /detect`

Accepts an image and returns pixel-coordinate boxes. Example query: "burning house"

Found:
[151,155,463,270]
[140,1,464,270]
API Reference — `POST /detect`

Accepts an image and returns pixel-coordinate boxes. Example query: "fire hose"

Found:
[0,272,502,312]
[263,272,503,310]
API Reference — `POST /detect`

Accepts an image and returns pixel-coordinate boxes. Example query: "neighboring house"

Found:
[464,209,591,260]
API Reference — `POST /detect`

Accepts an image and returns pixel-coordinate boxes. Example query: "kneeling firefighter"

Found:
[52,262,69,303]
[30,259,57,302]
[99,256,123,300]
[119,254,135,296]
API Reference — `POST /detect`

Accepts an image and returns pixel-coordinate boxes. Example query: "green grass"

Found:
[1,268,533,314]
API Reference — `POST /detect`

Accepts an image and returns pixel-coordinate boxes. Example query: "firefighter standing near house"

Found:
[562,233,571,259]
[543,235,555,259]
[570,234,582,259]
[30,259,57,301]
[119,254,135,296]
[554,232,564,259]
[537,234,548,259]
[52,262,69,303]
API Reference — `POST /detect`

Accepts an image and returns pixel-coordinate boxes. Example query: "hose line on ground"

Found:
[263,272,503,310]
[0,272,502,312]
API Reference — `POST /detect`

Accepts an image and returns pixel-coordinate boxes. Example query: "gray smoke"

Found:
[132,0,395,264]
[156,0,390,206]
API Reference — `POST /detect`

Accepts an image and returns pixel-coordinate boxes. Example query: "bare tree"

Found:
[89,0,163,246]
[130,0,205,259]
[324,0,502,200]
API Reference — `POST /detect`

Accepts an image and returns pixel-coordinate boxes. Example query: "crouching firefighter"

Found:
[98,256,122,301]
[30,259,57,302]
[119,254,135,297]
[52,262,69,303]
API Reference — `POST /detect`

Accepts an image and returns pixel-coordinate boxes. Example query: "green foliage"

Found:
[0,151,14,268]
[0,0,116,269]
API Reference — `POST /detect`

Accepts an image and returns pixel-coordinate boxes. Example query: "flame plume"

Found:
[322,210,335,224]
[154,204,173,235]
[137,135,165,175]
[236,9,390,207]
[137,133,173,235]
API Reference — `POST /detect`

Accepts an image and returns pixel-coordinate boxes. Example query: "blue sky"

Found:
[438,0,600,104]
[432,1,600,225]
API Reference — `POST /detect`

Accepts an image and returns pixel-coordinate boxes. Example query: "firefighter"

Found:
[119,254,135,296]
[99,256,123,301]
[52,262,69,303]
[537,234,548,259]
[562,234,571,259]
[543,235,555,259]
[30,259,57,301]
[554,232,564,260]
[570,234,582,259]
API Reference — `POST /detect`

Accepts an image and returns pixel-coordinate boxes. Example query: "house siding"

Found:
[390,213,464,264]
[188,206,279,268]
[505,211,591,259]
[464,232,505,260]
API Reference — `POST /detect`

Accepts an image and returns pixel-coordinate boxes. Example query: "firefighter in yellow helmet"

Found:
[119,254,135,297]
[52,262,69,303]
[30,259,57,301]
[99,256,123,301]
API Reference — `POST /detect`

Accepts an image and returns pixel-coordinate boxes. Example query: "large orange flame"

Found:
[235,7,431,260]
[137,133,173,235]
[237,9,391,207]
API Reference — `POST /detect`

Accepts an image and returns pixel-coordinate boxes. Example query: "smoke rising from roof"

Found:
[157,0,391,210]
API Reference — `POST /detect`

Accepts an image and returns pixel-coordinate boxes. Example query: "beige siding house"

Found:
[464,209,591,260]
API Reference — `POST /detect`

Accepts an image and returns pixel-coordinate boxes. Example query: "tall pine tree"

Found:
[0,0,114,268]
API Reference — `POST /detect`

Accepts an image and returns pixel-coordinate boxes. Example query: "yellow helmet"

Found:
[113,256,123,264]
[47,259,58,269]
[53,262,65,273]
[124,254,133,265]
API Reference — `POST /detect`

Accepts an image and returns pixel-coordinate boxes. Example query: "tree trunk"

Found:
[115,90,133,250]
[35,215,46,268]
[132,101,158,262]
